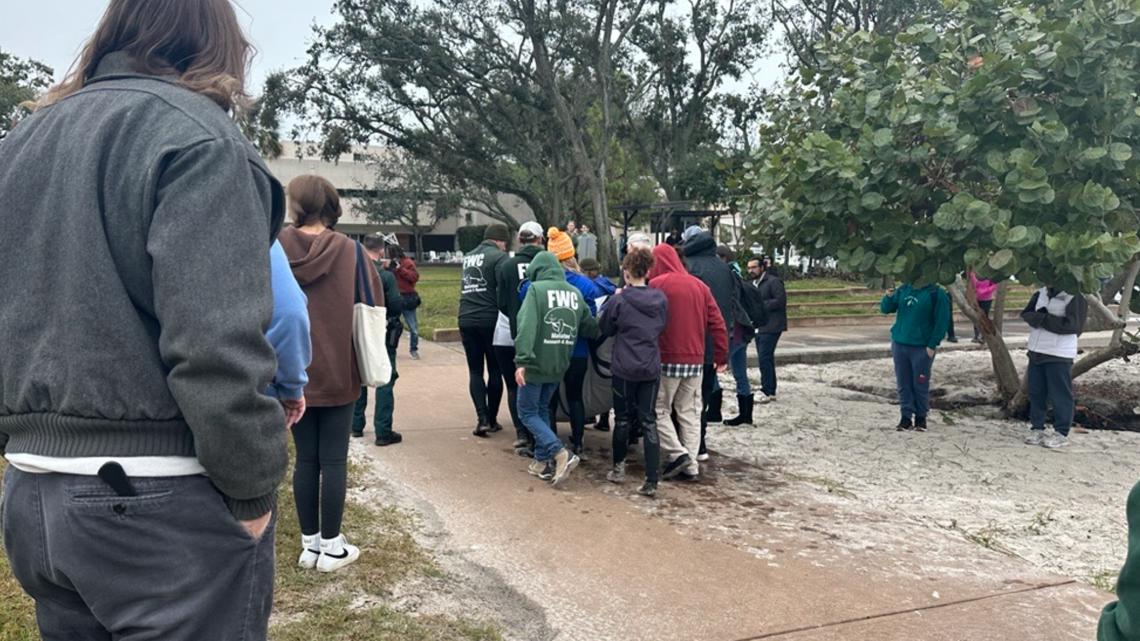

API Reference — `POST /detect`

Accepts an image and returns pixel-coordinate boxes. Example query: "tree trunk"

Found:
[1073,257,1140,379]
[992,280,1009,335]
[413,228,424,261]
[948,281,1021,404]
[1100,254,1139,302]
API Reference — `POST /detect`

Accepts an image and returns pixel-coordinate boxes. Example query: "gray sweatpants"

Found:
[2,467,276,641]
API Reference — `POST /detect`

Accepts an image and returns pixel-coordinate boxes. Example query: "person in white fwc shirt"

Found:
[1020,287,1088,449]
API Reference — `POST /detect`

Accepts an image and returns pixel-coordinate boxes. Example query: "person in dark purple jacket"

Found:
[599,247,669,497]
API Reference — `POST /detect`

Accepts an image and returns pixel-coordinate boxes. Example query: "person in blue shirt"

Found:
[580,257,617,298]
[267,240,312,427]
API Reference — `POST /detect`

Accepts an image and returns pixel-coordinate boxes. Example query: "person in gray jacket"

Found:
[0,2,287,639]
[747,257,788,403]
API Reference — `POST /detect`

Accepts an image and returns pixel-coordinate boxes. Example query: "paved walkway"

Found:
[356,340,1110,641]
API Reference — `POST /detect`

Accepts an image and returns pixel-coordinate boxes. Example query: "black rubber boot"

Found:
[724,394,754,426]
[706,389,724,424]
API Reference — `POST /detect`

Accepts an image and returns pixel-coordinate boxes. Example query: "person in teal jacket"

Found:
[880,283,952,432]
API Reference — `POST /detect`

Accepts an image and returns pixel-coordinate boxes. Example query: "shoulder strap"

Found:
[354,241,375,306]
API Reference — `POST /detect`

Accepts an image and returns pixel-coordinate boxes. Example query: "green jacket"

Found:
[880,284,951,350]
[458,240,508,328]
[514,252,599,383]
[1100,481,1140,641]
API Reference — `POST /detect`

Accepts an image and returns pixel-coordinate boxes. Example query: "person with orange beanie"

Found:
[546,226,577,262]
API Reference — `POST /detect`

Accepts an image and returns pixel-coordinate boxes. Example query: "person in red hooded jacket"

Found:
[647,244,728,481]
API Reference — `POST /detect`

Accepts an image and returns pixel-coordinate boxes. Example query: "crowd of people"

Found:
[454,222,790,494]
[0,1,1108,639]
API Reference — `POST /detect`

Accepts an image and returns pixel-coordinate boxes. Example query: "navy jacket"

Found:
[599,286,669,382]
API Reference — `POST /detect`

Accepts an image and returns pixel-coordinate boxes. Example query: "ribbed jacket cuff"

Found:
[225,490,278,520]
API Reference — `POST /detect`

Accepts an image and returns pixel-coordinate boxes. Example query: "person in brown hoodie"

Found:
[279,175,383,573]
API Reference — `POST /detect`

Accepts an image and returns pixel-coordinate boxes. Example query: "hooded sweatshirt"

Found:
[880,284,952,350]
[599,285,669,382]
[682,231,738,362]
[279,227,384,407]
[394,257,419,295]
[514,252,600,383]
[497,243,544,338]
[459,240,508,328]
[648,244,729,367]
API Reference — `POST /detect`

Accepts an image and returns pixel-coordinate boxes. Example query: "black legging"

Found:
[493,344,524,436]
[551,356,588,450]
[460,325,503,424]
[291,402,354,539]
[612,377,661,483]
[699,364,717,455]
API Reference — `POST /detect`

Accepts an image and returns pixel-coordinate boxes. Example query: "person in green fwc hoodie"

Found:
[514,251,600,487]
[880,283,952,432]
[1100,481,1140,641]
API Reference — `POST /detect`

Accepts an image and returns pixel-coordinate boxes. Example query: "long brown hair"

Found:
[38,0,252,112]
[287,175,342,228]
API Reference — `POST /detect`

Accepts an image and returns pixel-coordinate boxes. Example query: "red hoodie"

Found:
[394,257,419,295]
[648,244,728,366]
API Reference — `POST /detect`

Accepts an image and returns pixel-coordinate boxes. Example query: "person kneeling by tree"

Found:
[600,248,668,497]
[514,251,600,487]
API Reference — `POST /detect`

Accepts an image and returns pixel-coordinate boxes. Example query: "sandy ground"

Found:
[710,350,1140,588]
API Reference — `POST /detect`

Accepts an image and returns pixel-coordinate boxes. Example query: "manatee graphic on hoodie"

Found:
[514,251,600,384]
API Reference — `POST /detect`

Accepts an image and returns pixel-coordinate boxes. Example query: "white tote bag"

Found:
[352,242,392,387]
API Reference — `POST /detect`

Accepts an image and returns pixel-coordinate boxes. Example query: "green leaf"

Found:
[1110,142,1133,162]
[1080,147,1108,162]
[1115,11,1137,24]
[1007,225,1029,244]
[989,249,1015,270]
[872,128,892,147]
[861,192,886,209]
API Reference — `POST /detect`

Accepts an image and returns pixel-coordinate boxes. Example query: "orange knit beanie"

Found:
[547,227,576,261]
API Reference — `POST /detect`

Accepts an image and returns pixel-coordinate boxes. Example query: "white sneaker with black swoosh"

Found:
[316,534,360,573]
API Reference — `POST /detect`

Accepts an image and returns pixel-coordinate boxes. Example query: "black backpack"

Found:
[739,278,770,330]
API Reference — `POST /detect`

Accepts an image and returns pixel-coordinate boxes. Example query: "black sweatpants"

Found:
[551,356,588,450]
[612,377,662,483]
[460,325,503,424]
[291,402,354,539]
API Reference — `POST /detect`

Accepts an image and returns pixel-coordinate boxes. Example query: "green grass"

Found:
[0,457,500,641]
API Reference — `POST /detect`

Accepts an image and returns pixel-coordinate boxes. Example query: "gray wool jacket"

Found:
[0,52,287,519]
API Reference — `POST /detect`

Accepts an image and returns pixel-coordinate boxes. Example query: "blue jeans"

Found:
[891,342,934,420]
[728,339,751,396]
[402,308,419,353]
[754,332,782,397]
[518,381,564,462]
[1028,359,1074,437]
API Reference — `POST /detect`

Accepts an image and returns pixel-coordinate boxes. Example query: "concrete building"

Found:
[265,142,537,260]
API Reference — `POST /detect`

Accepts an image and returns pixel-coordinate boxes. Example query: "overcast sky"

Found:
[1,0,785,96]
[0,0,338,90]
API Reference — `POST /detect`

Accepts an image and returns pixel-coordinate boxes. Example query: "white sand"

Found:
[709,351,1140,587]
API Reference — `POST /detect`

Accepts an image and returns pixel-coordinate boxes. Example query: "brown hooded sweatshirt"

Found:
[279,227,384,407]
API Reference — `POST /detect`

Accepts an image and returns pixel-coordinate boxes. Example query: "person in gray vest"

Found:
[1021,287,1087,449]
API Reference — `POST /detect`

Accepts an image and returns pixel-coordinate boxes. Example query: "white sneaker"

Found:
[1024,430,1048,446]
[1042,432,1070,449]
[696,452,710,462]
[298,534,320,569]
[757,395,775,404]
[316,535,361,572]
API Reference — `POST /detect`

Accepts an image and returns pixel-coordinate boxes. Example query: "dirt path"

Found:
[358,341,1112,641]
